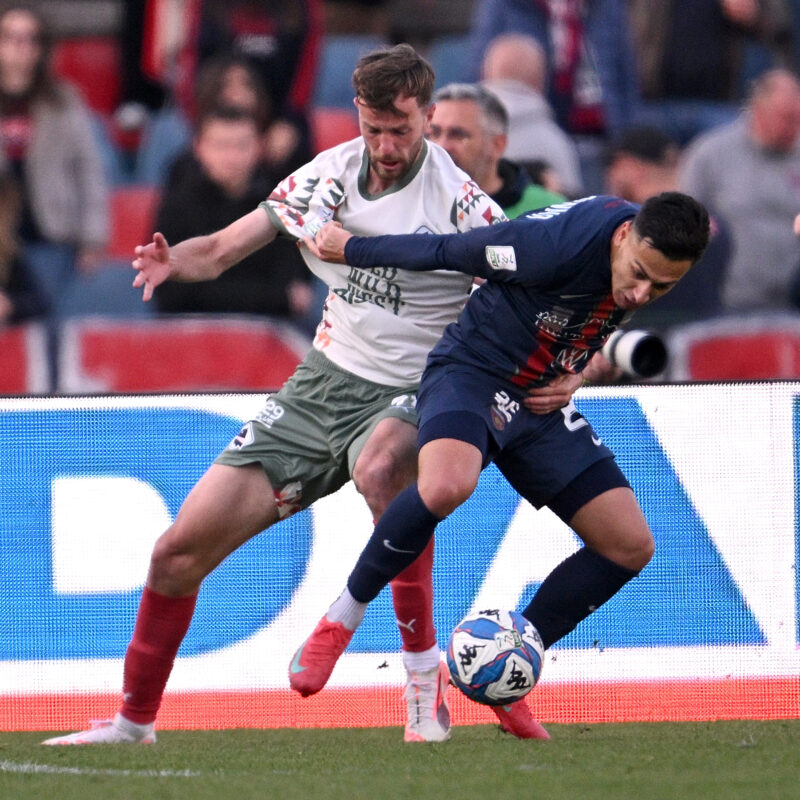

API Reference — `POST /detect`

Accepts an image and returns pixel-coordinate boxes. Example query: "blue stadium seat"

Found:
[55,263,154,319]
[427,34,472,89]
[89,112,127,187]
[312,35,389,108]
[134,107,192,187]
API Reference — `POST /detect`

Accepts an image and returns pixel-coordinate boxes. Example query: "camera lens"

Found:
[602,330,668,378]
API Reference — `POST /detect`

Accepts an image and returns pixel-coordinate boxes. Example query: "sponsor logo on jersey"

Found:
[537,309,571,338]
[334,266,405,314]
[555,347,590,372]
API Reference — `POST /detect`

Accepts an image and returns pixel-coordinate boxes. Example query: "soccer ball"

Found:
[446,609,544,706]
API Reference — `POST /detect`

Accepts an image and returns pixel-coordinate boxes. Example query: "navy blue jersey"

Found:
[345,195,638,397]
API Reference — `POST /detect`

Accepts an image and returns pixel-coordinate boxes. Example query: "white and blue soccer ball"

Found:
[446,609,544,706]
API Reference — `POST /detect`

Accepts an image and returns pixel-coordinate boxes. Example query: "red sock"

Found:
[120,586,198,725]
[389,537,436,653]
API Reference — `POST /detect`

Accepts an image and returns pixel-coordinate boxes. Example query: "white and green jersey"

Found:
[262,137,506,386]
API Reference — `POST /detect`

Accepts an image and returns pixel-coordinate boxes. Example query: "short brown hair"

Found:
[352,43,435,115]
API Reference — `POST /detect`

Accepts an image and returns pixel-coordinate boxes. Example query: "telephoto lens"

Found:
[602,329,667,378]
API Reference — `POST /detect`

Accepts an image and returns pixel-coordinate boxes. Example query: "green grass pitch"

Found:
[1,721,798,800]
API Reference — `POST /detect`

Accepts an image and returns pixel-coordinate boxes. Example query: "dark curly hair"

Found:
[352,43,435,116]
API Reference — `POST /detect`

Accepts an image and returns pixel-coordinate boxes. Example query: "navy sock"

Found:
[347,484,442,603]
[523,547,639,649]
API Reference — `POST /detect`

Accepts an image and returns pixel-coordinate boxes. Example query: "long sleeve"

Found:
[343,218,564,284]
[344,223,519,279]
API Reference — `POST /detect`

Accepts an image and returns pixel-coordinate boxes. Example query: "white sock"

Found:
[402,644,441,674]
[325,587,367,631]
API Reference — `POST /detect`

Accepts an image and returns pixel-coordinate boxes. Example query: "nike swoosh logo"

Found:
[383,539,416,554]
[559,293,594,299]
[290,644,307,674]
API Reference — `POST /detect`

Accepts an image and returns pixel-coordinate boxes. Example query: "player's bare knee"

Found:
[148,527,206,593]
[636,531,656,569]
[354,452,414,518]
[418,475,474,518]
[617,529,655,572]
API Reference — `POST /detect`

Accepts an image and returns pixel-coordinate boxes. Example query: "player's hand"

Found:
[794,212,800,237]
[132,232,171,302]
[523,371,583,414]
[582,351,624,384]
[303,221,352,263]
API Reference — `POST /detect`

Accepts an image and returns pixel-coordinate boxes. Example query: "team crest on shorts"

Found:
[490,407,506,430]
[231,422,254,449]
[391,393,417,413]
[491,390,519,430]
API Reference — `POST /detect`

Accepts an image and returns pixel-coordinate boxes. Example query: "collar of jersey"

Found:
[358,139,428,200]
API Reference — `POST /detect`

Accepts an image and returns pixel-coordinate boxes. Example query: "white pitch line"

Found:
[0,760,202,778]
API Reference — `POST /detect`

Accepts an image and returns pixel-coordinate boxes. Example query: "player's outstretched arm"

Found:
[132,208,278,302]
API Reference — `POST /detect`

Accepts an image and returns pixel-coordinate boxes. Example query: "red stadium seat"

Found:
[51,36,122,115]
[107,185,161,261]
[667,315,800,380]
[0,322,50,394]
[57,316,310,393]
[310,107,360,154]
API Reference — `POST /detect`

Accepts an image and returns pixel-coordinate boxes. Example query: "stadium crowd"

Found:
[3,0,800,392]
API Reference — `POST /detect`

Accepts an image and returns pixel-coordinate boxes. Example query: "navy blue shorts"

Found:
[417,363,629,522]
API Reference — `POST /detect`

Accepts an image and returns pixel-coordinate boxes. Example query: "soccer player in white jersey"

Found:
[43,44,577,747]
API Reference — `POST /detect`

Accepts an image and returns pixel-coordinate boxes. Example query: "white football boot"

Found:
[42,713,156,745]
[404,662,452,742]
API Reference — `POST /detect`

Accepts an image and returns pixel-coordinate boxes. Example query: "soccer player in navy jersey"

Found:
[293,192,710,702]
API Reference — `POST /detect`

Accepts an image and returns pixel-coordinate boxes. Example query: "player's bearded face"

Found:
[357,95,432,186]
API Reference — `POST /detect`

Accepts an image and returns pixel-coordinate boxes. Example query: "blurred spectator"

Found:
[0,166,47,325]
[427,82,563,217]
[679,69,800,312]
[629,0,797,145]
[117,0,167,115]
[153,105,314,330]
[137,22,319,187]
[138,52,290,188]
[605,125,682,202]
[194,53,302,175]
[467,0,640,194]
[191,0,323,175]
[605,124,731,331]
[480,32,583,197]
[141,53,277,190]
[323,0,390,36]
[0,2,109,308]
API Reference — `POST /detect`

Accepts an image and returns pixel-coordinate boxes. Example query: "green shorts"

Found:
[215,349,419,517]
